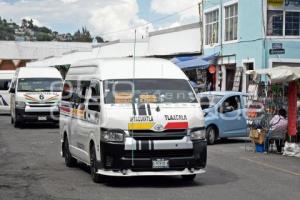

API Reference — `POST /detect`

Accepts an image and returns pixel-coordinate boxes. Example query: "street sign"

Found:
[269,49,285,55]
[272,43,283,49]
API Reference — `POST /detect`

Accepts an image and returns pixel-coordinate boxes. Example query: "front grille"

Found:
[123,149,193,158]
[24,112,59,116]
[29,105,55,107]
[129,129,187,140]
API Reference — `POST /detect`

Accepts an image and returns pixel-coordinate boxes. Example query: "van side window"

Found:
[62,81,76,102]
[0,79,11,90]
[87,82,101,112]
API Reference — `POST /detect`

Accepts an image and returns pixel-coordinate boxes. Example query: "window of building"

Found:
[205,9,219,45]
[285,11,300,36]
[224,3,238,41]
[267,10,284,36]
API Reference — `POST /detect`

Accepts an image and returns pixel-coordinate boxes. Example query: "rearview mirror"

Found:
[9,87,15,94]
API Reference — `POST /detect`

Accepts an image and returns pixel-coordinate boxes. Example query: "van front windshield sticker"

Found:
[18,78,63,92]
[103,79,197,104]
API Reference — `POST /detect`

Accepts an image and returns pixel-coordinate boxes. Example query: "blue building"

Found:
[202,0,300,92]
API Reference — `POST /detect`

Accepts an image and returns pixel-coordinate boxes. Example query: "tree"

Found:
[95,36,104,43]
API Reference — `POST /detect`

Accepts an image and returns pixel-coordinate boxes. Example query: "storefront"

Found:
[171,54,218,92]
[247,66,300,155]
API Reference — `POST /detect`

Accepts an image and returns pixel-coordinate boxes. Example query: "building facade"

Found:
[203,0,300,92]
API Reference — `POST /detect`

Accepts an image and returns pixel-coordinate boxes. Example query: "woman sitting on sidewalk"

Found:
[264,108,288,152]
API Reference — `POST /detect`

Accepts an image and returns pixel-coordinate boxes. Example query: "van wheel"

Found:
[90,145,105,183]
[181,174,196,181]
[206,126,217,145]
[63,136,77,167]
[14,117,23,128]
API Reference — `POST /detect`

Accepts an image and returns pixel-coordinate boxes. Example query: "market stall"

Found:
[246,66,300,156]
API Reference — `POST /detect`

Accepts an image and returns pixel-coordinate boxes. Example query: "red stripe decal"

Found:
[165,122,188,129]
[60,106,70,113]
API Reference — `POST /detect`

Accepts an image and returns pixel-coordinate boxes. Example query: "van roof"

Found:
[17,67,62,79]
[0,70,15,74]
[67,57,188,80]
[0,70,15,79]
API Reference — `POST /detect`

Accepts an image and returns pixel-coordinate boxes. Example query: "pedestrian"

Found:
[264,108,288,152]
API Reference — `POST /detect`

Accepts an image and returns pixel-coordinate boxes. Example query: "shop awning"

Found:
[246,66,300,83]
[171,53,218,70]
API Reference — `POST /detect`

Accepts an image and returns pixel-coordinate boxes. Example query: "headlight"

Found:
[190,128,206,140]
[16,101,26,108]
[101,129,125,142]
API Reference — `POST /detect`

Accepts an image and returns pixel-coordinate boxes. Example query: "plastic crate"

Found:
[255,144,265,153]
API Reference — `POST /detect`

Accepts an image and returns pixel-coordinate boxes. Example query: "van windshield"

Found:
[17,78,63,92]
[103,79,197,104]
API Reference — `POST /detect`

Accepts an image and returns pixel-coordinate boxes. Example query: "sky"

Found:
[0,0,201,40]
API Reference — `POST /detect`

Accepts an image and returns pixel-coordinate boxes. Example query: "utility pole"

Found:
[198,1,204,54]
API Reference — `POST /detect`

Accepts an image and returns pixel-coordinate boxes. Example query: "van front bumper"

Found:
[15,107,59,122]
[98,138,207,175]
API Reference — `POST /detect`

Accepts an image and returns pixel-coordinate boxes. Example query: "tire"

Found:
[63,136,77,167]
[181,174,196,181]
[90,145,105,183]
[206,126,217,145]
[14,117,23,128]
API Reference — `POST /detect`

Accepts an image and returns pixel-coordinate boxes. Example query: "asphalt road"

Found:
[0,114,299,200]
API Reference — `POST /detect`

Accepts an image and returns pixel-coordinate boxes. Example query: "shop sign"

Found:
[272,43,283,49]
[269,48,285,55]
[268,0,300,10]
[268,0,284,7]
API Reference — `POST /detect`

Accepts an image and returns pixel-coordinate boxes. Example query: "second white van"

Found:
[10,67,63,127]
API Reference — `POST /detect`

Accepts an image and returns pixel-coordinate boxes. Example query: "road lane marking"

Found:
[240,157,300,176]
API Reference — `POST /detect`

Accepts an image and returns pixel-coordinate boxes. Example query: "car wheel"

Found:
[90,145,105,183]
[181,174,196,181]
[206,126,217,145]
[63,136,77,167]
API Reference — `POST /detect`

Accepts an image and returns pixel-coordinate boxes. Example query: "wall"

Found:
[203,0,265,68]
[148,23,201,56]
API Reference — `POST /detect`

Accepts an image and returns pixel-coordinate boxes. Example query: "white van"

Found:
[60,58,207,182]
[9,67,63,127]
[0,70,14,113]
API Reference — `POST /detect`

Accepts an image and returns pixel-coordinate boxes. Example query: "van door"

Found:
[71,81,91,162]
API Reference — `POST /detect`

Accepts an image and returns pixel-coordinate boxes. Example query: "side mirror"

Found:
[223,106,234,113]
[9,87,15,94]
[88,98,100,112]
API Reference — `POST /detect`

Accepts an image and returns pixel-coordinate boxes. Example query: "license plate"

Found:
[38,116,47,121]
[152,158,169,169]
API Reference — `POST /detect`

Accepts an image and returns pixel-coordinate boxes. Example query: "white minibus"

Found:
[10,67,63,127]
[60,58,207,182]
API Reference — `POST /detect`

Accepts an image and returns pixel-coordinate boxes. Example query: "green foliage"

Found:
[0,17,105,42]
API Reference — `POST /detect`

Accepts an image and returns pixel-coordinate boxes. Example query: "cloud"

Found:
[23,17,44,27]
[0,0,152,40]
[151,0,201,26]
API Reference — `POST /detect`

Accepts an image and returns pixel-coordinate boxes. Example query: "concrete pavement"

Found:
[0,115,299,200]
